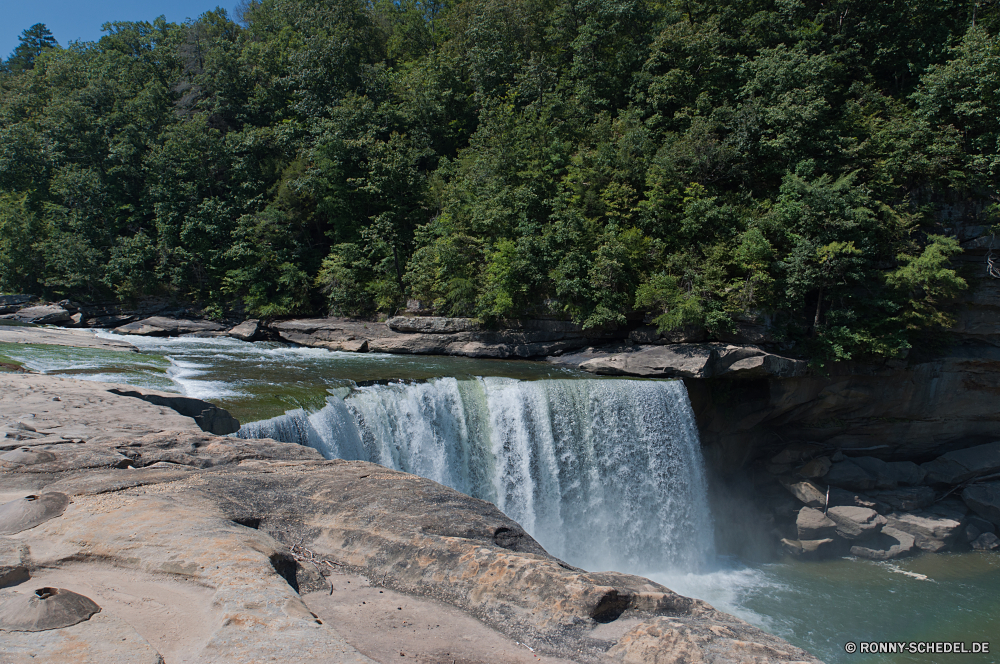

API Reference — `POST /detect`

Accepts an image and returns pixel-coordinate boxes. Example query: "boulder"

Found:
[228,319,263,341]
[849,526,915,560]
[826,506,887,540]
[798,456,832,479]
[84,314,135,328]
[922,441,1000,485]
[580,344,717,378]
[6,305,72,325]
[962,481,1000,526]
[782,479,827,508]
[796,507,838,540]
[967,515,997,538]
[780,538,839,560]
[972,532,1000,551]
[386,316,482,334]
[825,460,876,491]
[884,461,927,486]
[115,316,225,337]
[887,502,967,552]
[867,486,936,512]
[827,487,887,513]
[771,443,824,465]
[850,456,897,489]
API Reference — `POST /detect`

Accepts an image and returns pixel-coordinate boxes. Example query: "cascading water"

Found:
[238,377,714,574]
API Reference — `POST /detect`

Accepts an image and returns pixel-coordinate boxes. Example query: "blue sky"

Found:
[2,1,237,59]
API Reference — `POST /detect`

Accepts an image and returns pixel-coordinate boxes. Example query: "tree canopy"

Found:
[1,2,995,362]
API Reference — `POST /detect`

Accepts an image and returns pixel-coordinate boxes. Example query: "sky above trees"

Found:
[1,0,232,57]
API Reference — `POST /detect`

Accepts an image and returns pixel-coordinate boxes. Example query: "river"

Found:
[2,333,998,664]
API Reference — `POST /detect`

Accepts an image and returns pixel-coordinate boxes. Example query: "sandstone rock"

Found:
[581,345,716,378]
[798,456,831,479]
[115,316,224,337]
[827,487,886,513]
[0,538,29,586]
[922,441,1000,485]
[849,526,915,560]
[0,611,165,663]
[867,486,936,512]
[826,506,886,540]
[887,502,967,552]
[107,389,240,435]
[0,587,101,631]
[782,479,827,508]
[796,507,837,540]
[885,461,926,486]
[605,614,818,663]
[386,316,482,333]
[781,538,839,560]
[0,493,70,535]
[84,314,135,328]
[227,319,262,341]
[972,532,999,550]
[0,326,138,352]
[825,460,876,491]
[5,305,72,325]
[962,481,1000,526]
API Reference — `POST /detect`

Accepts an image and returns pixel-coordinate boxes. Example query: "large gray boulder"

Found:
[780,537,840,560]
[826,506,887,540]
[887,501,967,552]
[962,481,1000,526]
[579,343,806,380]
[796,507,838,540]
[782,479,827,508]
[228,319,263,341]
[107,388,240,436]
[922,441,1000,485]
[849,526,915,560]
[115,316,225,337]
[5,305,72,325]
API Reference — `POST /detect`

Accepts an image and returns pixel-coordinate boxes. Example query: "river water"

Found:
[2,333,998,663]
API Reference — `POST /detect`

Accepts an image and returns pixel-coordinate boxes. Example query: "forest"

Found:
[1,0,997,361]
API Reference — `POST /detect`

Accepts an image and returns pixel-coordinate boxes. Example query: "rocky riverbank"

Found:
[0,373,820,664]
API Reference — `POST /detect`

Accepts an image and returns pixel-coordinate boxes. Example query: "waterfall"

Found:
[237,377,714,574]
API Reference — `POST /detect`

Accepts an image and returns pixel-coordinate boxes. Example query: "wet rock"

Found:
[5,305,72,325]
[0,493,69,535]
[228,319,262,341]
[107,389,240,435]
[885,461,927,486]
[825,460,876,491]
[0,587,100,631]
[798,456,831,479]
[781,538,839,560]
[115,316,225,337]
[796,507,838,540]
[386,316,481,334]
[922,441,1000,485]
[826,506,887,540]
[962,481,1000,526]
[972,532,1000,550]
[782,479,827,508]
[887,502,967,552]
[867,486,936,512]
[849,526,915,560]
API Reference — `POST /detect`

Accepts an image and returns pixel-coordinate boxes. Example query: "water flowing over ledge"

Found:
[238,376,714,574]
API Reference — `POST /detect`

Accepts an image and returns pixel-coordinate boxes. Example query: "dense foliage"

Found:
[2,0,996,361]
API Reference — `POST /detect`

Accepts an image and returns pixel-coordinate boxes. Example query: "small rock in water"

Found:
[972,532,1000,551]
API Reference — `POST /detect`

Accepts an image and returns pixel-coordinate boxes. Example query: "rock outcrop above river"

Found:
[0,374,821,664]
[561,343,808,379]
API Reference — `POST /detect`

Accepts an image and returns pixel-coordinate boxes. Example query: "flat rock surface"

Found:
[0,376,820,664]
[0,327,137,352]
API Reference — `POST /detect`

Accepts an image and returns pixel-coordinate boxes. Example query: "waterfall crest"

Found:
[238,377,713,573]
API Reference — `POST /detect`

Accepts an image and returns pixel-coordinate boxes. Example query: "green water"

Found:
[3,331,999,663]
